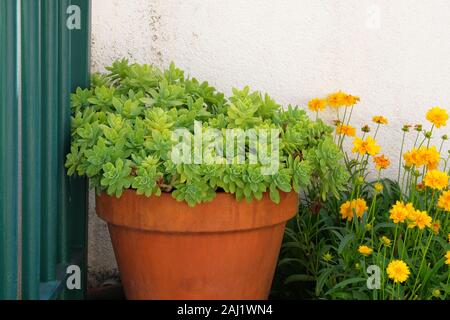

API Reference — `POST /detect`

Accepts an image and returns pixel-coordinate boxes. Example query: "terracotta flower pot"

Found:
[96,190,298,300]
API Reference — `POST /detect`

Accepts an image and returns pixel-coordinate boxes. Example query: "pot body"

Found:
[96,190,298,300]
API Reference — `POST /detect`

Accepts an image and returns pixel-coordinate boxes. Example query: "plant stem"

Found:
[398,131,407,182]
[411,231,433,297]
[391,224,399,261]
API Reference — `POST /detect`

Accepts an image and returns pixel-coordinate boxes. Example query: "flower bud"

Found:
[333,119,342,127]
[402,124,412,132]
[412,170,421,177]
[361,125,371,133]
[323,252,333,262]
[432,289,441,298]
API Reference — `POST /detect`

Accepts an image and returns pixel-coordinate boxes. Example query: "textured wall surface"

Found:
[88,0,450,282]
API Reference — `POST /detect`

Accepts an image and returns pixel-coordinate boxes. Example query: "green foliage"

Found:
[66,59,347,206]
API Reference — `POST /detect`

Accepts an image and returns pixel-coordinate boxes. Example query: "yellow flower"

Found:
[438,190,450,212]
[426,107,448,128]
[308,98,327,112]
[336,125,356,137]
[381,236,391,247]
[387,260,410,283]
[327,91,347,108]
[403,146,440,169]
[373,155,391,170]
[343,94,360,107]
[358,245,373,256]
[340,198,368,221]
[403,148,421,168]
[340,201,352,220]
[421,146,440,170]
[352,136,381,156]
[424,170,449,190]
[353,199,369,218]
[407,210,432,230]
[374,182,384,193]
[445,251,450,265]
[389,201,414,224]
[373,116,388,125]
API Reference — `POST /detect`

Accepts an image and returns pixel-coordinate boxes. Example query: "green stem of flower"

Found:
[412,229,423,263]
[439,139,445,154]
[413,131,420,148]
[374,124,381,140]
[426,125,435,148]
[381,246,387,300]
[411,230,434,297]
[445,273,450,300]
[346,106,354,126]
[391,224,399,261]
[427,190,436,213]
[398,131,407,182]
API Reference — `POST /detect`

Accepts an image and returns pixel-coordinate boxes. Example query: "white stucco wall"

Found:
[88,0,450,281]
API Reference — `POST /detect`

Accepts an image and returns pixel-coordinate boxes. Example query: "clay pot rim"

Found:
[96,189,299,233]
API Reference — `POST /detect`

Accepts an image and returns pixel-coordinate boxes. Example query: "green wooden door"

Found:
[0,0,91,300]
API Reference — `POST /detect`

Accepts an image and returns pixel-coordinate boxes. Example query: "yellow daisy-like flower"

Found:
[421,146,440,170]
[407,210,432,230]
[352,136,381,156]
[389,201,414,224]
[327,91,347,108]
[403,148,421,168]
[336,125,356,137]
[340,198,368,221]
[373,116,388,125]
[386,260,410,283]
[308,98,327,112]
[343,94,360,107]
[445,251,450,265]
[437,190,450,212]
[424,170,449,190]
[403,146,440,169]
[426,107,449,128]
[353,198,369,219]
[374,182,384,193]
[340,201,352,220]
[381,236,391,247]
[358,245,373,256]
[373,155,390,170]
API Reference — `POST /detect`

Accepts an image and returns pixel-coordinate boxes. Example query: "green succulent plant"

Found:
[66,59,348,206]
